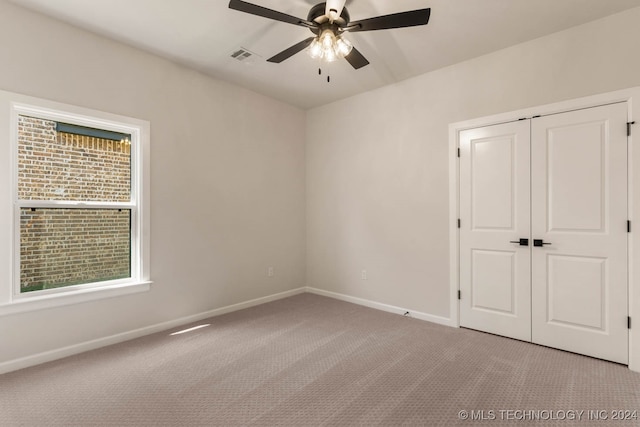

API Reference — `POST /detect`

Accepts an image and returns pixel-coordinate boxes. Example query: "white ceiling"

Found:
[8,0,640,109]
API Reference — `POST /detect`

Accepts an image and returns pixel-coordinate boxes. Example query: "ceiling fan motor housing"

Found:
[308,2,350,33]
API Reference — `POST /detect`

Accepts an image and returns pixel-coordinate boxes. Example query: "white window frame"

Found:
[0,90,151,316]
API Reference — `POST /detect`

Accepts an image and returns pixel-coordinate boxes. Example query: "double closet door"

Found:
[459,103,628,364]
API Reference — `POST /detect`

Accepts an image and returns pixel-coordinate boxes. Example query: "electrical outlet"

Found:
[268,267,274,277]
[361,270,367,280]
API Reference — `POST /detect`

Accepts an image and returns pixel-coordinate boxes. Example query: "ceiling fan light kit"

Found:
[228,0,431,70]
[309,30,353,62]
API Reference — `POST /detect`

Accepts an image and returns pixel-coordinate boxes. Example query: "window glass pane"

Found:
[17,115,131,202]
[20,208,131,293]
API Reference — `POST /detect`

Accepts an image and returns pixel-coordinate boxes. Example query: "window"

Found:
[0,91,150,314]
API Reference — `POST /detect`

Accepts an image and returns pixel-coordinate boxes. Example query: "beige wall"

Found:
[0,0,306,365]
[306,7,640,318]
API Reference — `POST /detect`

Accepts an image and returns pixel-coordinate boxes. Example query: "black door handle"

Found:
[533,239,552,247]
[509,238,529,246]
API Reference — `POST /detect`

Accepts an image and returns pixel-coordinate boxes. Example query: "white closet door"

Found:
[531,103,628,364]
[459,121,531,341]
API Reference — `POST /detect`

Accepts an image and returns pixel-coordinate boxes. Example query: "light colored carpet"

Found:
[1,293,639,426]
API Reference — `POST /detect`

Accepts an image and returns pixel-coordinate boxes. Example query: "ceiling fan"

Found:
[228,0,431,70]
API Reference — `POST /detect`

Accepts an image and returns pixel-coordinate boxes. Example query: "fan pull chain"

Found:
[318,67,331,83]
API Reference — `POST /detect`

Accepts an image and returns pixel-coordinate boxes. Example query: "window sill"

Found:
[0,281,152,316]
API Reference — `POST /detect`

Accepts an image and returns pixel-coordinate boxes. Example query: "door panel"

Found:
[471,249,516,314]
[547,122,605,232]
[546,254,606,331]
[531,103,628,364]
[460,121,531,341]
[471,136,515,230]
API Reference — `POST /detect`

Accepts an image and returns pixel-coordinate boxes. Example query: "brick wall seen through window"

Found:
[18,115,132,292]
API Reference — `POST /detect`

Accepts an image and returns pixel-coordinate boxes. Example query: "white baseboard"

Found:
[0,286,455,375]
[0,287,306,375]
[305,287,456,327]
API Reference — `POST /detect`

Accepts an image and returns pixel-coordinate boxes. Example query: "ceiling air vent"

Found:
[230,47,260,65]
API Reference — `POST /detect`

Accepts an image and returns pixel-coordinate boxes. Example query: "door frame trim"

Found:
[448,86,640,372]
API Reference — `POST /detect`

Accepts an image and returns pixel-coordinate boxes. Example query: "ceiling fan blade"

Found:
[267,37,315,63]
[345,8,431,32]
[228,0,316,28]
[344,46,370,69]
